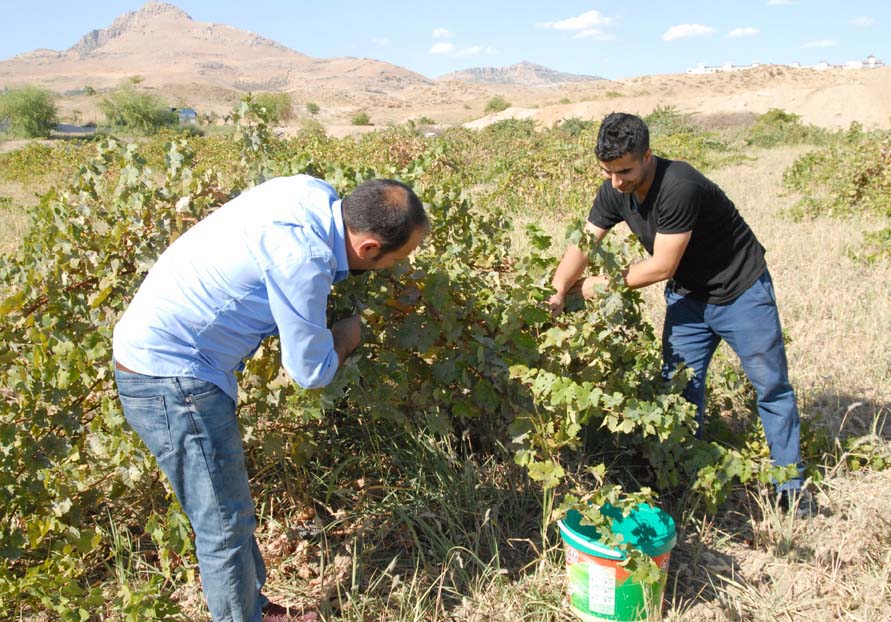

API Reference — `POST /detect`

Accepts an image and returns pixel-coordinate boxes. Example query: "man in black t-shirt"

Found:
[548,112,813,516]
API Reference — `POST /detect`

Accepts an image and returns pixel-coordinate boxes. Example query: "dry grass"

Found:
[5,138,890,622]
[492,144,891,622]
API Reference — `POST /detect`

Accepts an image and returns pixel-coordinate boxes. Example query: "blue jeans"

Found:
[115,368,267,622]
[661,270,803,491]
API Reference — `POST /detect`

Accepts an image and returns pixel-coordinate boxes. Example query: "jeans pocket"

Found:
[119,394,175,459]
[188,383,237,434]
[758,272,777,304]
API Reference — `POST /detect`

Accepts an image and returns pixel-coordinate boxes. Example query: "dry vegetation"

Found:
[2,71,890,622]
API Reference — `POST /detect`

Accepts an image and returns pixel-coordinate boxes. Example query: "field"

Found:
[1,105,890,622]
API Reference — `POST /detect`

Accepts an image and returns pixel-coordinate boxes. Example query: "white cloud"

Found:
[371,37,390,46]
[432,28,451,39]
[728,27,759,38]
[850,16,875,27]
[802,39,836,48]
[430,42,455,54]
[536,10,612,31]
[573,29,615,41]
[662,24,716,41]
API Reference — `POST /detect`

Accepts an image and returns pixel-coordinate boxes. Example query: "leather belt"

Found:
[114,360,138,373]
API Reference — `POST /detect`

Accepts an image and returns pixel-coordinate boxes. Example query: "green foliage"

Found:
[83,86,96,96]
[555,117,594,137]
[0,97,838,617]
[351,111,372,126]
[784,125,891,219]
[0,86,59,138]
[849,227,891,264]
[484,96,511,113]
[305,101,320,116]
[0,141,92,186]
[645,106,698,136]
[746,108,828,147]
[98,84,177,134]
[0,136,224,617]
[252,92,293,124]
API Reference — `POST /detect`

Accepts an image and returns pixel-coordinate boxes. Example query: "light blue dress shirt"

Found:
[113,175,350,400]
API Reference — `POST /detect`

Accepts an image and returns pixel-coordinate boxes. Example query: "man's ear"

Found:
[356,237,382,259]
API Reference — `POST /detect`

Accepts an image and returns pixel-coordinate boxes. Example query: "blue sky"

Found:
[0,1,887,79]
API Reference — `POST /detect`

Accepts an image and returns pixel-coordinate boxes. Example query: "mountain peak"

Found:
[69,2,193,57]
[439,61,603,86]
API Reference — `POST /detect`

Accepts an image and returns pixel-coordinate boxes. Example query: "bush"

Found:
[253,92,293,124]
[746,108,827,147]
[305,102,320,116]
[98,85,177,134]
[0,86,59,138]
[484,96,511,113]
[556,117,594,137]
[644,105,699,136]
[351,111,371,126]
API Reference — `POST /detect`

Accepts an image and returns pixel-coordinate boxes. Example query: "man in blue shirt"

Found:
[113,175,428,622]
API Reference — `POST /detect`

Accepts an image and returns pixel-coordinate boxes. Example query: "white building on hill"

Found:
[687,55,883,73]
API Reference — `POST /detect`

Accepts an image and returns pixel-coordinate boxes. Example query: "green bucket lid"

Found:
[558,503,676,560]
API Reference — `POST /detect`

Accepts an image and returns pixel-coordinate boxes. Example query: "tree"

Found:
[485,96,511,113]
[98,84,177,134]
[0,86,59,138]
[253,92,293,124]
[351,111,371,126]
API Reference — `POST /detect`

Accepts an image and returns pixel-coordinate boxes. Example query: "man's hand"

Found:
[547,293,566,317]
[549,276,610,317]
[332,314,362,366]
[580,275,609,299]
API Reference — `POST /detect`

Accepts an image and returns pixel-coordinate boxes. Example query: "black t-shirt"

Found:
[588,157,766,304]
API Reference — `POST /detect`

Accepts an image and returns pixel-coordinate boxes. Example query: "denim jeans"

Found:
[114,368,267,622]
[661,270,803,491]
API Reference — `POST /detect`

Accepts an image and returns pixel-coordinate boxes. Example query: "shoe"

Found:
[262,602,320,622]
[778,488,818,519]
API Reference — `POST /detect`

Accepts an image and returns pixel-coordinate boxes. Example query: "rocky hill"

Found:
[439,61,603,86]
[0,2,430,95]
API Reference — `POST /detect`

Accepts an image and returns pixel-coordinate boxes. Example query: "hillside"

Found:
[0,2,430,95]
[439,61,604,86]
[1,2,890,132]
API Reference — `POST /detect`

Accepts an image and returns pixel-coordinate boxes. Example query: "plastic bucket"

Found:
[557,503,676,622]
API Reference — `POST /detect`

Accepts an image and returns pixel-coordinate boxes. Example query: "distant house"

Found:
[865,54,885,68]
[170,107,198,126]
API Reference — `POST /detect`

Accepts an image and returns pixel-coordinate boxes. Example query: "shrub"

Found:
[252,92,293,124]
[556,117,594,137]
[644,105,699,136]
[0,86,59,138]
[484,96,511,113]
[746,108,827,147]
[98,85,177,134]
[351,111,371,126]
[305,102,320,116]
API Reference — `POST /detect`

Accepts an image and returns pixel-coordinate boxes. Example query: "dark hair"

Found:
[595,113,650,161]
[343,179,428,254]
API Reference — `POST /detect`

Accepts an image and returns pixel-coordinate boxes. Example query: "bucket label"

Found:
[587,563,615,615]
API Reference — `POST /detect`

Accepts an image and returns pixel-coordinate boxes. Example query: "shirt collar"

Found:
[331,199,350,282]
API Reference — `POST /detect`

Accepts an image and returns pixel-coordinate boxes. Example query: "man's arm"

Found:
[549,222,609,315]
[331,315,361,367]
[621,230,691,289]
